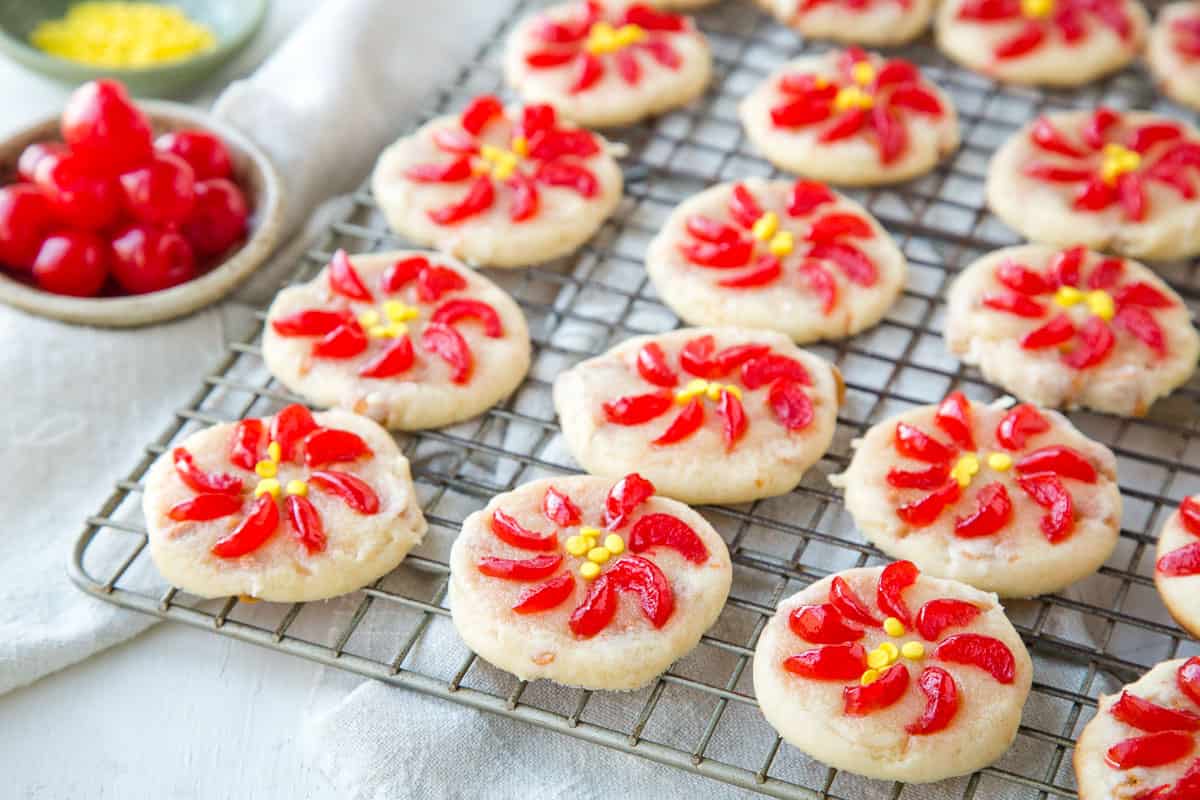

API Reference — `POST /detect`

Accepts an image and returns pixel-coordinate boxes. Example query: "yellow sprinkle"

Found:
[1020,0,1055,17]
[565,535,589,556]
[1053,286,1084,307]
[585,21,645,54]
[511,136,529,157]
[706,383,723,401]
[883,617,906,637]
[580,561,601,580]
[358,309,381,327]
[285,480,308,497]
[492,156,517,181]
[860,669,880,686]
[267,442,282,464]
[385,322,408,338]
[1086,289,1115,322]
[879,641,899,662]
[866,648,891,669]
[480,144,506,163]
[833,86,874,113]
[30,2,216,68]
[580,526,603,540]
[851,61,877,86]
[383,300,419,322]
[752,211,780,242]
[368,324,390,339]
[950,453,981,488]
[901,641,926,660]
[604,534,625,555]
[723,385,743,401]
[587,547,611,564]
[255,460,277,479]
[768,231,795,257]
[1099,143,1141,185]
[254,478,281,499]
[675,378,710,404]
[987,452,1014,471]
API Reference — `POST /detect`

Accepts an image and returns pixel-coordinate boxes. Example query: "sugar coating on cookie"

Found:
[503,1,712,128]
[936,0,1147,86]
[1073,657,1200,799]
[945,244,1199,416]
[832,393,1121,597]
[753,562,1033,783]
[1148,2,1200,112]
[752,0,936,46]
[371,96,623,268]
[987,110,1200,261]
[1154,497,1200,640]
[645,177,907,342]
[263,250,530,431]
[449,473,732,689]
[143,405,427,602]
[740,49,960,186]
[553,327,841,505]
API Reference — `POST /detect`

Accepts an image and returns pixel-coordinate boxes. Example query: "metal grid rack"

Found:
[69,1,1200,797]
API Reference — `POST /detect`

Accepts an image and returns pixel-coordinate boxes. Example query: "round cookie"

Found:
[143,405,427,602]
[371,95,623,268]
[1154,496,1200,640]
[449,473,732,689]
[651,0,718,7]
[753,562,1033,783]
[553,327,842,505]
[1074,657,1200,799]
[987,109,1200,261]
[263,250,531,431]
[503,1,712,128]
[945,244,1199,416]
[831,392,1121,597]
[751,0,936,46]
[1147,2,1200,112]
[739,49,960,186]
[645,177,907,342]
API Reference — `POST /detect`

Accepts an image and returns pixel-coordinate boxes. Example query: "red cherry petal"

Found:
[906,666,959,735]
[933,633,1016,684]
[771,97,833,128]
[621,4,687,31]
[1023,163,1094,183]
[542,486,582,527]
[1021,314,1076,350]
[1111,691,1200,733]
[829,576,882,627]
[513,572,576,614]
[428,176,496,225]
[808,242,877,286]
[404,157,474,183]
[995,404,1050,450]
[603,473,656,530]
[1075,178,1119,213]
[957,0,1022,20]
[490,508,557,551]
[982,291,1047,318]
[679,335,718,378]
[935,391,975,450]
[768,380,814,432]
[358,336,416,379]
[602,390,674,425]
[1115,306,1167,357]
[229,419,265,471]
[685,214,742,243]
[741,354,811,389]
[628,513,709,564]
[172,447,242,494]
[271,404,319,463]
[168,493,243,522]
[507,172,540,222]
[1106,732,1195,770]
[313,322,369,360]
[1016,473,1076,543]
[1180,497,1200,538]
[873,59,921,87]
[653,399,705,445]
[430,299,504,337]
[679,238,756,268]
[1031,116,1085,158]
[1061,316,1115,369]
[459,95,504,135]
[915,598,981,640]
[897,481,962,527]
[714,344,772,374]
[303,428,372,467]
[789,603,865,644]
[887,85,944,116]
[416,264,469,303]
[636,342,678,387]
[871,105,907,165]
[954,482,1013,538]
[996,260,1052,294]
[641,38,681,68]
[431,129,478,154]
[525,49,577,68]
[1081,107,1121,150]
[801,261,838,314]
[894,422,955,463]
[615,49,641,85]
[1114,282,1173,308]
[728,184,765,229]
[272,309,351,338]
[844,664,910,716]
[806,212,874,243]
[421,322,473,384]
[211,493,280,558]
[1177,657,1200,706]
[1087,257,1125,290]
[309,470,380,514]
[994,22,1047,59]
[1118,173,1148,222]
[787,180,836,217]
[784,643,868,680]
[715,388,748,450]
[477,553,564,581]
[285,494,326,554]
[568,52,604,94]
[718,255,782,288]
[818,109,869,143]
[1015,445,1097,483]
[380,256,428,293]
[1157,542,1200,577]
[877,560,919,626]
[328,249,373,302]
[887,463,952,489]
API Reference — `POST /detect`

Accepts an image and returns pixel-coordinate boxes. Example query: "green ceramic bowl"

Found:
[0,0,268,97]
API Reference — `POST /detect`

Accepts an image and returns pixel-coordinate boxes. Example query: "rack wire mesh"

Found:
[68,1,1200,797]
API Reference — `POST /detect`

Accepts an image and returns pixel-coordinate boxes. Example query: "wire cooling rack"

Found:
[69,1,1200,798]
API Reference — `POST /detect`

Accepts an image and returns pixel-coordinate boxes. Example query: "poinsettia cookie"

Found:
[503,1,712,128]
[1074,657,1200,799]
[371,95,623,268]
[987,109,1200,261]
[1154,497,1200,640]
[753,562,1033,783]
[832,392,1121,597]
[740,49,959,187]
[752,0,936,46]
[449,473,731,689]
[1148,2,1200,111]
[945,244,1199,416]
[553,328,841,505]
[262,250,531,431]
[645,178,907,342]
[143,405,426,602]
[936,0,1147,86]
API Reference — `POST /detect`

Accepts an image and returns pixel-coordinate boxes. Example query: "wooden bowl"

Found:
[0,100,283,327]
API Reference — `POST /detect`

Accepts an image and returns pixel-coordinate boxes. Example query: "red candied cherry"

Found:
[182,179,249,256]
[0,185,57,270]
[17,141,66,183]
[118,152,196,227]
[35,151,122,231]
[32,231,108,297]
[155,129,233,181]
[110,224,196,294]
[61,79,153,174]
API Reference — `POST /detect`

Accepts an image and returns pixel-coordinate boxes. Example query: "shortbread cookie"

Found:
[143,405,426,601]
[753,562,1033,783]
[945,244,1199,416]
[987,109,1200,261]
[1074,657,1200,799]
[752,0,936,46]
[371,96,623,268]
[263,250,531,431]
[1154,496,1200,640]
[740,49,960,186]
[449,473,732,689]
[553,328,841,505]
[645,177,907,342]
[652,0,718,7]
[937,0,1147,86]
[1148,2,1200,111]
[832,392,1121,597]
[504,1,712,128]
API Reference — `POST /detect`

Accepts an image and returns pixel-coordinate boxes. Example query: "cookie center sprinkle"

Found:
[859,617,925,686]
[584,21,646,55]
[252,441,309,499]
[1020,0,1055,18]
[359,300,421,339]
[833,85,875,113]
[952,451,1014,488]
[1053,286,1115,321]
[476,139,528,181]
[750,211,795,256]
[674,378,743,405]
[851,61,876,87]
[1100,143,1141,185]
[565,527,626,579]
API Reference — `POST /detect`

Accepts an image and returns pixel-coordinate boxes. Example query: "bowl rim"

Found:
[0,99,285,327]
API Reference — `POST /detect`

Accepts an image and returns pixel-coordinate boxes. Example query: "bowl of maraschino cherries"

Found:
[0,79,282,326]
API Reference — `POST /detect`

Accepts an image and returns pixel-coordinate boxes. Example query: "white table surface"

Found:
[0,3,343,797]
